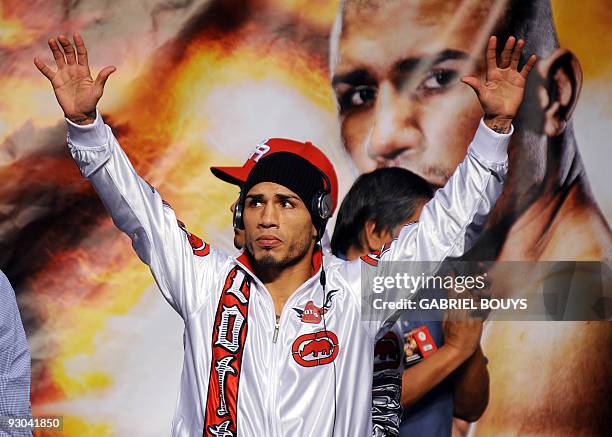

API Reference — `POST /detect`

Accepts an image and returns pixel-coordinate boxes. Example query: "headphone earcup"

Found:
[312,190,333,220]
[311,190,332,240]
[233,193,245,230]
[319,192,332,220]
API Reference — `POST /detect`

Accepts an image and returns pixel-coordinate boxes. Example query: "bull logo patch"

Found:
[373,331,401,371]
[292,330,339,367]
[292,289,338,324]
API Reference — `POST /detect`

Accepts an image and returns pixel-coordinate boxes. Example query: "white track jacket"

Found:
[66,112,510,437]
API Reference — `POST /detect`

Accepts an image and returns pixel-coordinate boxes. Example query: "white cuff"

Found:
[468,117,513,164]
[66,109,108,148]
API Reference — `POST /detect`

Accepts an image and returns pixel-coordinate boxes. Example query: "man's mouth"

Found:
[256,235,282,248]
[378,157,449,188]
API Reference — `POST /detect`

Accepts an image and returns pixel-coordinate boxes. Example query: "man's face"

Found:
[333,0,493,186]
[243,182,316,268]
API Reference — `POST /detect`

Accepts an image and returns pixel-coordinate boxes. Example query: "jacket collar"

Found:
[235,246,323,283]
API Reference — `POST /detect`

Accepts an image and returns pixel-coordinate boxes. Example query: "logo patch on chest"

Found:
[292,289,338,324]
[292,330,339,367]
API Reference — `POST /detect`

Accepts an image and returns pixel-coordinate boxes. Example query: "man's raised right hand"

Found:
[34,33,116,125]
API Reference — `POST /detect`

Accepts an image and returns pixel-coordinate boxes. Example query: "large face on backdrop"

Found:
[333,0,611,263]
[331,1,612,435]
[333,0,488,186]
[0,0,610,436]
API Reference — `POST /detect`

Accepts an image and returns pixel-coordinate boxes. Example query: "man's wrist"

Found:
[66,109,107,148]
[483,115,513,134]
[66,110,97,126]
[442,342,473,364]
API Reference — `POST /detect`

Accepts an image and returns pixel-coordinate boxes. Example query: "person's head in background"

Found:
[331,167,433,260]
[330,0,611,260]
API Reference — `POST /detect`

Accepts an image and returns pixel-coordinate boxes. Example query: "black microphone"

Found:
[320,266,327,288]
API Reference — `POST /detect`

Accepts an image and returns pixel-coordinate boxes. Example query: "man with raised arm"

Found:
[35,33,533,436]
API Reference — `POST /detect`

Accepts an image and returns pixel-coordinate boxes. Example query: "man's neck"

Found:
[497,128,611,261]
[498,176,611,261]
[464,133,609,261]
[253,247,317,316]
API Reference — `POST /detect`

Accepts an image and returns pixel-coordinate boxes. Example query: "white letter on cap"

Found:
[249,139,271,162]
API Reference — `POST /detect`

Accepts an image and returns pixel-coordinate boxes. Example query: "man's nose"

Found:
[259,202,279,228]
[369,82,422,162]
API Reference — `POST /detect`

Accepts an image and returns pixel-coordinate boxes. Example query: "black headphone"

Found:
[233,189,246,230]
[311,170,333,240]
[233,168,333,240]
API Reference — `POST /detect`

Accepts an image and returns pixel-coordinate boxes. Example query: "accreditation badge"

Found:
[403,325,438,367]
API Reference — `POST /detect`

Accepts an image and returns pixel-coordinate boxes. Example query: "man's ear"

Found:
[363,219,392,252]
[536,48,582,137]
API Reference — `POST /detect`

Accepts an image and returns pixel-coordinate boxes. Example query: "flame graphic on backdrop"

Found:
[2,0,610,436]
[2,5,338,435]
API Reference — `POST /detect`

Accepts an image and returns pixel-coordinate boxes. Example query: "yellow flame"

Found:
[268,0,340,29]
[0,8,34,47]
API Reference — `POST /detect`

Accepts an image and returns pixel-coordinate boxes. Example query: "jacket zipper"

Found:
[233,258,324,437]
[268,315,280,437]
[266,273,324,436]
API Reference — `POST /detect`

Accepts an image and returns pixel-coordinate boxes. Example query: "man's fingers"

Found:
[73,33,89,67]
[33,57,55,81]
[510,39,524,70]
[499,36,515,69]
[48,38,66,69]
[485,35,498,74]
[520,54,537,79]
[461,76,481,97]
[58,35,77,65]
[94,66,117,95]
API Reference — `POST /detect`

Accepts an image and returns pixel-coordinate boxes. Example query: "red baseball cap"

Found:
[211,138,339,213]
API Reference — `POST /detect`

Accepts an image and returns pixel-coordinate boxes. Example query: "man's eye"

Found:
[419,70,458,92]
[339,85,377,111]
[248,199,262,207]
[281,199,294,208]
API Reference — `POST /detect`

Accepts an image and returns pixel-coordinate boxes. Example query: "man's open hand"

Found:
[461,36,537,133]
[34,33,116,125]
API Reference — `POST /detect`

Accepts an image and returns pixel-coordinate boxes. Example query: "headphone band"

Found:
[233,166,333,234]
